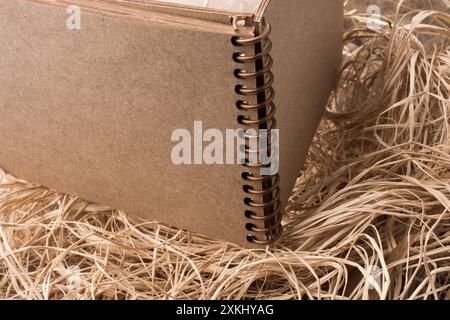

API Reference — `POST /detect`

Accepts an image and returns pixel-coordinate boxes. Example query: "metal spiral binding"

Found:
[231,18,283,245]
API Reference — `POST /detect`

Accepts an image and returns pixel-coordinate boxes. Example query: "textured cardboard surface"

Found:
[0,0,252,245]
[0,0,342,247]
[266,0,343,208]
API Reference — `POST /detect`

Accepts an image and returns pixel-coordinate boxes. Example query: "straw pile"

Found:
[0,2,449,300]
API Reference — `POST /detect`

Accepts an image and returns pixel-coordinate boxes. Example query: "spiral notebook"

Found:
[0,0,342,247]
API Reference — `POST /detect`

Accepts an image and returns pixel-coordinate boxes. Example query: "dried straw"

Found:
[0,2,449,300]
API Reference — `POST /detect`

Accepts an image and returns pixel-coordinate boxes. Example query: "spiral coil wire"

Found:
[232,19,283,244]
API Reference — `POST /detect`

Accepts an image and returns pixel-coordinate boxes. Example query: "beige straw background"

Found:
[0,0,449,299]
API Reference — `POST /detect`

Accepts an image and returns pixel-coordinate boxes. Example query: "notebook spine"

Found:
[232,18,283,245]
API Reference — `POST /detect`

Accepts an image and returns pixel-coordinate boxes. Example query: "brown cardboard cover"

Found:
[266,0,343,207]
[0,0,342,247]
